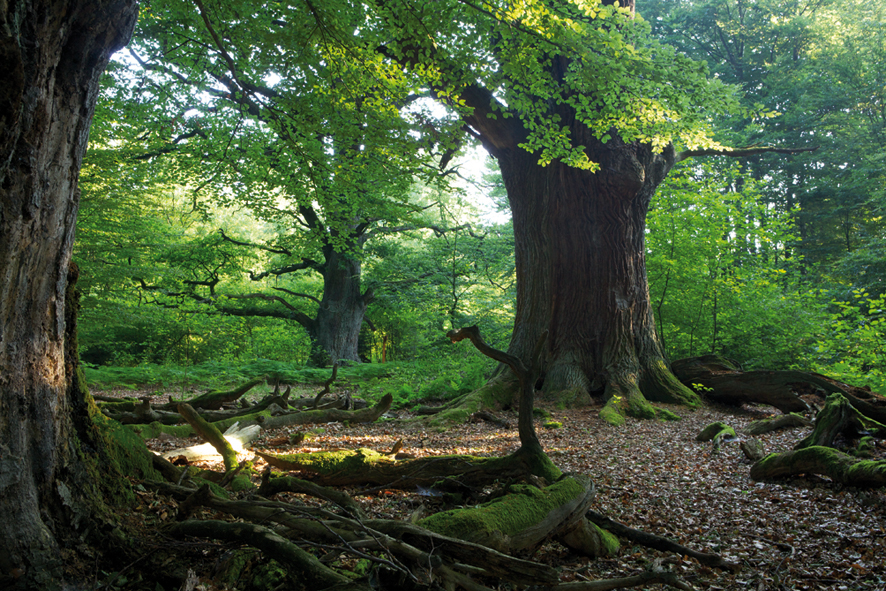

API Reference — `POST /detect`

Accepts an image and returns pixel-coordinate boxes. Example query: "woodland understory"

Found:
[90,381,886,591]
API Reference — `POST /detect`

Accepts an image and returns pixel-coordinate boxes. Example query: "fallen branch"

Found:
[176,403,239,471]
[750,446,886,487]
[165,519,370,591]
[252,393,392,430]
[585,510,740,571]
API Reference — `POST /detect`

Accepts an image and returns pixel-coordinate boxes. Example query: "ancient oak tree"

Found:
[0,0,137,586]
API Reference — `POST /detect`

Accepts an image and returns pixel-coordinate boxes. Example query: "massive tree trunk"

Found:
[0,1,137,586]
[311,247,372,365]
[492,129,699,413]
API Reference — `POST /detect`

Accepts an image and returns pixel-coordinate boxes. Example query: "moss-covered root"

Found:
[744,413,811,435]
[600,380,681,426]
[750,446,886,487]
[423,373,519,428]
[796,392,886,450]
[696,422,737,446]
[418,475,601,555]
[559,518,619,557]
[166,520,371,591]
[640,357,702,408]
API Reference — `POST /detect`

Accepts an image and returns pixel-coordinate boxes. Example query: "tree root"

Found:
[585,510,740,571]
[750,446,886,487]
[165,519,371,591]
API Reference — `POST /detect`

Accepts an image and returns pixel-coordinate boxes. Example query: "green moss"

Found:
[533,407,552,420]
[599,401,626,426]
[230,474,255,492]
[696,422,736,442]
[852,436,876,458]
[655,407,681,421]
[543,421,563,429]
[128,421,196,440]
[590,522,620,556]
[423,375,518,428]
[418,477,586,549]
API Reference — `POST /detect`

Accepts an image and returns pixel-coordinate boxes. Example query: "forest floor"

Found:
[112,386,886,591]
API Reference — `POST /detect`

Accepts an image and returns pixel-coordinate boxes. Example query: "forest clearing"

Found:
[86,371,886,591]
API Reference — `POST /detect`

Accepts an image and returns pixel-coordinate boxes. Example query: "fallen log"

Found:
[161,422,260,465]
[695,422,737,452]
[750,446,886,487]
[795,393,886,450]
[672,356,886,418]
[176,403,239,471]
[171,376,266,411]
[255,446,544,488]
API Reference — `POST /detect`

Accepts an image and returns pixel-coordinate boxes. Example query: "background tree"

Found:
[91,0,465,364]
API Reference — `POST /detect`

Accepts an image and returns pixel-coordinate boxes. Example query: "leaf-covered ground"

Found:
[132,390,886,590]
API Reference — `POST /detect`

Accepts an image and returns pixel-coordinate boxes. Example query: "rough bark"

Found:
[0,1,137,586]
[497,138,700,417]
[311,249,371,365]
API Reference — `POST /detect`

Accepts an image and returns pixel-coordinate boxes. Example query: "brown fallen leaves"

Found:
[140,397,886,590]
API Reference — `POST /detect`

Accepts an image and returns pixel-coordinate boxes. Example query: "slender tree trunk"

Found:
[312,248,371,364]
[496,126,697,410]
[0,1,137,586]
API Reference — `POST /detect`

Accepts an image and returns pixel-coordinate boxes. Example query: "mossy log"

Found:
[795,393,886,450]
[255,445,561,488]
[417,475,616,557]
[161,422,260,466]
[739,439,766,462]
[165,519,370,591]
[750,446,886,487]
[744,413,811,435]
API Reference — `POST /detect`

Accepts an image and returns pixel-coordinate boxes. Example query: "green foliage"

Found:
[811,290,886,393]
[647,161,824,368]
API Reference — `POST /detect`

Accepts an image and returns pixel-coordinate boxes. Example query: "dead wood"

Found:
[744,413,811,435]
[750,446,886,487]
[795,393,886,450]
[585,510,740,571]
[154,483,559,588]
[672,356,886,418]
[172,376,266,411]
[162,422,260,466]
[165,519,371,591]
[258,468,365,518]
[176,403,238,471]
[526,570,697,591]
[254,446,536,488]
[251,392,392,429]
[740,439,766,462]
[314,361,339,408]
[196,394,289,422]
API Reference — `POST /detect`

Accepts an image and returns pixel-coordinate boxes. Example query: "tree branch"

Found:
[676,145,819,162]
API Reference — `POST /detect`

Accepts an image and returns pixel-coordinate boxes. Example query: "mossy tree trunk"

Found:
[0,2,138,587]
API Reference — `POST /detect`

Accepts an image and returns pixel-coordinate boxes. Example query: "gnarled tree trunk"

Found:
[0,1,137,586]
[497,132,698,417]
[312,248,372,365]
